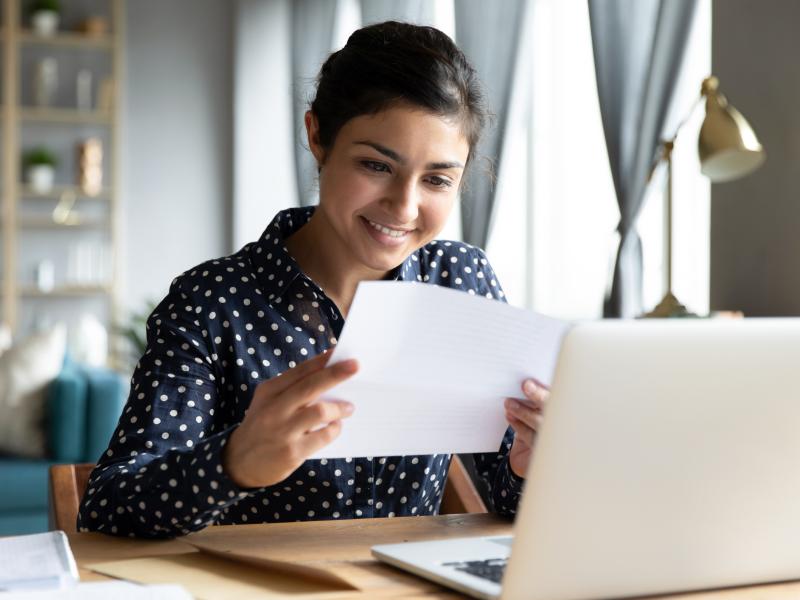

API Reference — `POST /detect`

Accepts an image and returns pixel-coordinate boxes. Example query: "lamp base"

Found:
[641,292,697,318]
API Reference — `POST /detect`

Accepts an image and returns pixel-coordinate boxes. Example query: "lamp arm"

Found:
[647,94,705,183]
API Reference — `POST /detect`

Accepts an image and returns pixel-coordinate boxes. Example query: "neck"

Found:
[285,210,389,317]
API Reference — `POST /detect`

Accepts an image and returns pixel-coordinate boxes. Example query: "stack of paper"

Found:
[0,531,78,591]
[0,581,192,599]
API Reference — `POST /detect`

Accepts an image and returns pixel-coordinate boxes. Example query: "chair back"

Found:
[440,455,488,514]
[48,463,94,533]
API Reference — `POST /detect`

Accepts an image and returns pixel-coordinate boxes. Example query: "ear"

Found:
[305,111,326,167]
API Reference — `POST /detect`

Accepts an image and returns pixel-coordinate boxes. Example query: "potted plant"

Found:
[29,0,60,37]
[24,147,58,194]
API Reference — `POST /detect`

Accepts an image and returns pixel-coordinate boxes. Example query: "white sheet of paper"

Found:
[0,582,192,599]
[314,281,570,459]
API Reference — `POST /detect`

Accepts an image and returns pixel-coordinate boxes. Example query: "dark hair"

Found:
[310,21,488,165]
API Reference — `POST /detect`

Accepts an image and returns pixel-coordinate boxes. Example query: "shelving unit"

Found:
[0,0,123,362]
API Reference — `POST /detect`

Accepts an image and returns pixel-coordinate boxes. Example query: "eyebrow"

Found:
[353,140,464,170]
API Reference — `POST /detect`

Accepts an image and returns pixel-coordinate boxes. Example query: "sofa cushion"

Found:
[48,362,89,462]
[0,509,49,536]
[0,460,52,511]
[0,326,66,457]
[84,367,127,463]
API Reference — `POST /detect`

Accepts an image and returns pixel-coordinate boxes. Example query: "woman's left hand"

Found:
[504,379,549,478]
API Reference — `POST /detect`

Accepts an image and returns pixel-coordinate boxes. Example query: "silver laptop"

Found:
[372,319,800,600]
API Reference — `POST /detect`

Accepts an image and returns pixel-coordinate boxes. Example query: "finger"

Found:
[300,419,344,455]
[262,350,333,396]
[277,359,359,412]
[507,395,544,412]
[507,415,536,448]
[522,379,549,406]
[290,400,355,434]
[505,398,544,431]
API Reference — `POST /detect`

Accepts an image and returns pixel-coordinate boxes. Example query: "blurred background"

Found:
[1,0,797,372]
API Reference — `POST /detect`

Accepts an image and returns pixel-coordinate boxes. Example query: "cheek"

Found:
[321,167,383,209]
[422,195,457,232]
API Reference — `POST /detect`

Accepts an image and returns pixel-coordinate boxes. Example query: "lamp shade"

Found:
[698,76,765,182]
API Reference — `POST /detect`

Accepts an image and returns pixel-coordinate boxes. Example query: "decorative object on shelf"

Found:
[76,69,93,111]
[643,75,765,318]
[97,77,115,112]
[52,189,80,225]
[35,260,55,292]
[67,241,109,285]
[24,147,59,194]
[29,0,61,37]
[34,57,58,107]
[77,138,103,196]
[77,16,109,36]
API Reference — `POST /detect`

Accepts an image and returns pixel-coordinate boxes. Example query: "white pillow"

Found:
[0,323,11,357]
[0,325,67,457]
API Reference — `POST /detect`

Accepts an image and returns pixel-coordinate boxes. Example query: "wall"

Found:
[711,0,800,315]
[121,0,232,313]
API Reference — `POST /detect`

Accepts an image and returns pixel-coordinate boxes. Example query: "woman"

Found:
[78,21,547,538]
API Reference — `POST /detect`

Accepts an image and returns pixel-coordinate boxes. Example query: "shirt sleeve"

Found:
[467,247,525,517]
[77,275,255,538]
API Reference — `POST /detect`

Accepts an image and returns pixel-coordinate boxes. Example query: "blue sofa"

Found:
[0,361,126,535]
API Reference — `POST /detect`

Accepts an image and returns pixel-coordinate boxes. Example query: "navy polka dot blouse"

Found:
[78,207,524,538]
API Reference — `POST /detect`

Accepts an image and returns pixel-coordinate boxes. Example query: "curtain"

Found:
[589,0,698,317]
[454,0,528,249]
[291,0,340,207]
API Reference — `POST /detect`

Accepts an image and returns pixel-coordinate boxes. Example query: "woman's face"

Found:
[307,104,470,275]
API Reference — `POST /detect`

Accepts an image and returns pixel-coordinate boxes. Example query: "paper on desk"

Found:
[0,581,192,599]
[0,531,78,591]
[315,281,570,459]
[89,553,352,600]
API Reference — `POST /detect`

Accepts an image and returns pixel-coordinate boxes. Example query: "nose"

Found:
[381,177,419,225]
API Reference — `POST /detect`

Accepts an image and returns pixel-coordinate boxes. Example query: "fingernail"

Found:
[342,402,355,414]
[523,380,537,394]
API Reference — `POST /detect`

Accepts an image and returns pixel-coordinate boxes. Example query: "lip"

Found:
[360,216,414,247]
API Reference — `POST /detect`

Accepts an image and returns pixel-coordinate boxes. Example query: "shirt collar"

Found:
[249,206,422,302]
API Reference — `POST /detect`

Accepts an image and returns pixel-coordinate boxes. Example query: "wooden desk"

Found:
[69,514,800,599]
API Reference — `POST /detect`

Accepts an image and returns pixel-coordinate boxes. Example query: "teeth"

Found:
[367,219,409,238]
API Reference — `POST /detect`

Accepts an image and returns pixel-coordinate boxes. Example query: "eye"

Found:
[361,160,391,173]
[425,175,453,189]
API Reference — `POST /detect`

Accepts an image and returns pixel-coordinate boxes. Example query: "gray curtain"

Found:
[360,0,435,25]
[455,0,527,249]
[589,0,698,317]
[291,0,339,207]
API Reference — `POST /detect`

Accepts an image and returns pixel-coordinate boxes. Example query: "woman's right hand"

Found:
[222,351,358,489]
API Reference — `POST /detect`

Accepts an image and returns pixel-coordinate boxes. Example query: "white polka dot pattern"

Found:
[77,207,523,538]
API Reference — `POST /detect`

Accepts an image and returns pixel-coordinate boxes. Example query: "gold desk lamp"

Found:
[644,75,765,318]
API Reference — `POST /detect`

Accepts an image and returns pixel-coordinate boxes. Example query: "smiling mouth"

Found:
[364,217,413,238]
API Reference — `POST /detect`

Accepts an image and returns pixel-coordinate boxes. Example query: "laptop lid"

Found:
[502,318,800,600]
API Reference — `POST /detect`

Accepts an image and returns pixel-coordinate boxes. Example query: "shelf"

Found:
[20,107,112,124]
[19,184,113,200]
[18,216,109,229]
[20,284,112,298]
[18,30,113,49]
